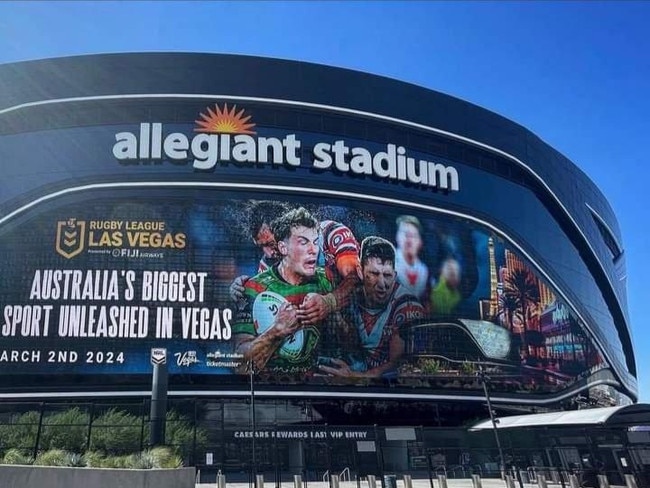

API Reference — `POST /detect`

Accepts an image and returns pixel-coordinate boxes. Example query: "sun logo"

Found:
[194,103,256,135]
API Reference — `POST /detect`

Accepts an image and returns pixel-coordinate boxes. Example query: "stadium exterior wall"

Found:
[0,53,636,410]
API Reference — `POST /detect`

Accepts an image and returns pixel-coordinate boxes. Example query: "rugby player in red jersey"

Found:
[229,200,360,323]
[319,236,425,379]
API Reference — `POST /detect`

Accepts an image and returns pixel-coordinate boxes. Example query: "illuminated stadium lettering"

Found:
[312,141,459,191]
[112,125,460,192]
[112,124,302,169]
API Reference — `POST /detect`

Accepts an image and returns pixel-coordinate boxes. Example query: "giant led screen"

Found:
[0,187,605,396]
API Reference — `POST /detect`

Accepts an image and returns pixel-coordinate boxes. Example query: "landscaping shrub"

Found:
[2,448,33,465]
[40,407,90,452]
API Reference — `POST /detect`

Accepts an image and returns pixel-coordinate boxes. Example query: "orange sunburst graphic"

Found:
[194,103,256,135]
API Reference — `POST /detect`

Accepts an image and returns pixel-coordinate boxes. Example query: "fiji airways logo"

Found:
[112,103,460,192]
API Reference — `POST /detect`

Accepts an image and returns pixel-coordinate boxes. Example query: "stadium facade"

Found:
[0,53,637,475]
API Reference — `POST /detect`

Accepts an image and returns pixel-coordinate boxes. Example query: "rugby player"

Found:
[232,207,334,375]
[229,200,360,322]
[319,236,425,379]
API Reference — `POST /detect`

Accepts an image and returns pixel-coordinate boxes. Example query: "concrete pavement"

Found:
[195,478,628,488]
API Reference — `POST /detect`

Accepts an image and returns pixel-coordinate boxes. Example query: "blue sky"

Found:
[1,1,649,401]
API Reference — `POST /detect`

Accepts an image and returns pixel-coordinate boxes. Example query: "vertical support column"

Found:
[149,348,168,446]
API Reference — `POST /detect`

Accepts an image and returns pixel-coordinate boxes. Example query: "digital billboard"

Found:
[0,185,605,395]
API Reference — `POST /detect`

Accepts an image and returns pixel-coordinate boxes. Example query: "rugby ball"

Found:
[252,291,305,360]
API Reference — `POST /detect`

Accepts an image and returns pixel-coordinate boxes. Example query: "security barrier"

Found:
[255,473,265,488]
[403,473,412,488]
[624,474,638,488]
[366,474,377,488]
[294,474,303,488]
[217,472,226,488]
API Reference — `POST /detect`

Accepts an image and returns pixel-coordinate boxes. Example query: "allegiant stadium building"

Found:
[0,53,639,476]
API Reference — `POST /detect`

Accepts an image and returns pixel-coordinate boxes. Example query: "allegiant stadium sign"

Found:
[112,104,460,192]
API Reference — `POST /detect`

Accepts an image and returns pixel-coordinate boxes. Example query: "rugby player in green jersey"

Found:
[233,207,336,377]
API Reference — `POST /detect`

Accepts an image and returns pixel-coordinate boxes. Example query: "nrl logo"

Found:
[55,218,86,259]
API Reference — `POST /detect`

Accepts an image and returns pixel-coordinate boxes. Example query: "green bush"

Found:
[100,454,132,468]
[81,450,105,467]
[149,446,182,468]
[0,411,40,452]
[90,409,142,454]
[2,448,34,465]
[420,358,441,375]
[163,411,207,459]
[0,406,205,463]
[40,407,90,452]
[34,449,70,466]
[461,360,476,375]
[129,450,157,469]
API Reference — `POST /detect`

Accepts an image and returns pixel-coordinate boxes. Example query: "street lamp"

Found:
[476,366,505,479]
[249,360,257,487]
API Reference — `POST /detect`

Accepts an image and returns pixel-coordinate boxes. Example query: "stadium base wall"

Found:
[0,465,195,488]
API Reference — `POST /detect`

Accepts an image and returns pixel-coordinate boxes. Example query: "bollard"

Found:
[383,474,397,488]
[550,470,561,484]
[367,474,377,488]
[504,474,516,488]
[437,475,448,488]
[568,474,580,488]
[471,474,482,488]
[537,473,548,488]
[256,474,265,488]
[294,474,303,488]
[624,474,638,488]
[331,474,340,488]
[217,473,226,488]
[597,474,610,488]
[403,474,412,488]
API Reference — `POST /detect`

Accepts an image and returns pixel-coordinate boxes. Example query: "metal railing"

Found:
[340,467,351,482]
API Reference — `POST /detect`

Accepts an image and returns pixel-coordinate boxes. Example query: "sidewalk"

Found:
[195,479,628,488]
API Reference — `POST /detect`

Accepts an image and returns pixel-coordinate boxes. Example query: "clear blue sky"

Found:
[1,1,649,401]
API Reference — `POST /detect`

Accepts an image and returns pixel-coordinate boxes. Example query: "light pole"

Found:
[476,366,505,479]
[249,359,257,488]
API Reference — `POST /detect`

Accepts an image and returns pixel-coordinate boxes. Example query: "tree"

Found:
[505,268,540,360]
[497,292,521,331]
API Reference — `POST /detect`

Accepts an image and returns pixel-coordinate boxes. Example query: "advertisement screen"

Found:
[0,189,605,394]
